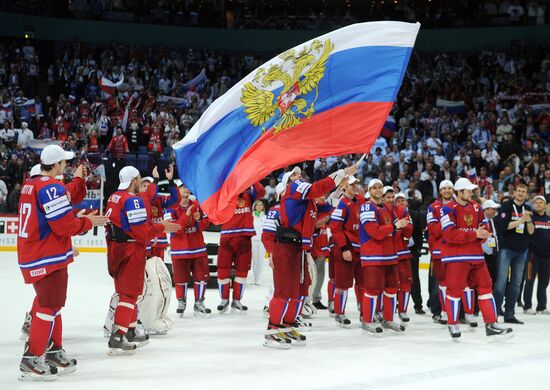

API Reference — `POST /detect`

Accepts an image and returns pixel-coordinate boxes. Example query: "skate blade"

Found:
[230,308,247,315]
[19,372,58,382]
[336,322,352,329]
[451,336,462,343]
[56,366,77,376]
[193,311,212,318]
[147,330,168,336]
[288,340,307,347]
[294,326,312,333]
[19,332,29,341]
[178,313,184,318]
[263,340,291,350]
[108,348,137,356]
[488,332,514,343]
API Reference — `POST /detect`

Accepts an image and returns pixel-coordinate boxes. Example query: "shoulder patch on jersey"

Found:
[127,208,147,223]
[43,196,71,214]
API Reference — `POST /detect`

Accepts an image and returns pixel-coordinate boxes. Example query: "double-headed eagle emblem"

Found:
[241,39,334,134]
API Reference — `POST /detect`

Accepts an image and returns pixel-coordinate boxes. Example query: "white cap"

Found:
[383,186,395,195]
[118,166,140,190]
[40,145,75,165]
[533,195,547,204]
[142,176,154,183]
[367,178,383,189]
[347,176,359,185]
[395,192,407,200]
[276,182,286,200]
[482,199,501,210]
[454,177,478,191]
[30,164,41,177]
[174,179,183,187]
[282,166,301,188]
[439,180,454,190]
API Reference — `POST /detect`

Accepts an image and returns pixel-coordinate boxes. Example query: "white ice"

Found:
[2,251,550,390]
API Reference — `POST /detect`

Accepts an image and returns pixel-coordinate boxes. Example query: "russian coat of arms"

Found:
[240,39,334,134]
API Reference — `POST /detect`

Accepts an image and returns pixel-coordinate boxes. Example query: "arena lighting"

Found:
[23,25,34,39]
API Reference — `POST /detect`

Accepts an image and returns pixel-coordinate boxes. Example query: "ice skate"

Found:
[286,329,307,346]
[108,332,137,355]
[301,301,317,318]
[217,299,229,314]
[19,352,57,382]
[126,327,150,348]
[398,312,410,323]
[537,309,550,314]
[20,311,31,341]
[433,313,448,325]
[328,301,335,318]
[193,300,212,317]
[448,324,461,341]
[313,301,328,310]
[524,308,536,315]
[176,299,187,318]
[103,324,112,338]
[381,320,406,332]
[361,321,383,334]
[263,305,269,318]
[335,314,352,328]
[263,328,291,350]
[464,313,478,328]
[45,343,77,375]
[486,323,513,340]
[292,316,312,332]
[230,300,248,314]
[374,311,383,324]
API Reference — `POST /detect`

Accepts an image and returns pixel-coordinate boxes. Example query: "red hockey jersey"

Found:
[329,194,366,253]
[17,176,93,284]
[312,225,330,258]
[140,182,179,251]
[359,201,397,266]
[426,199,446,260]
[279,177,335,250]
[167,200,210,260]
[220,182,265,238]
[440,200,486,263]
[262,204,280,254]
[106,190,165,244]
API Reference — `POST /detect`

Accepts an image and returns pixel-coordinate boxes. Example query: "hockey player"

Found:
[105,166,181,354]
[440,178,512,340]
[263,165,355,348]
[393,193,414,323]
[167,182,212,317]
[359,178,407,334]
[426,180,454,324]
[17,145,108,381]
[329,176,366,328]
[217,182,266,314]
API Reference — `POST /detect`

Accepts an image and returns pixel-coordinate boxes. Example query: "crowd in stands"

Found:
[0,36,550,215]
[0,0,548,29]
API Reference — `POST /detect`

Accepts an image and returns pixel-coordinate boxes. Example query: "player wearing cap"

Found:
[263,165,355,348]
[105,166,181,354]
[166,182,212,317]
[523,195,550,315]
[217,181,266,314]
[426,180,454,325]
[393,192,414,323]
[329,175,366,328]
[440,178,512,340]
[17,145,108,381]
[359,179,408,333]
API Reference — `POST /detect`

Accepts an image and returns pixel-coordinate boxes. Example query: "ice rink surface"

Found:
[2,251,550,390]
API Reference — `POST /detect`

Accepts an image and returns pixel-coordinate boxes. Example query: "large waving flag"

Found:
[174,21,420,224]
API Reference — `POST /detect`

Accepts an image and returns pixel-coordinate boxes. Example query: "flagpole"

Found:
[355,153,367,167]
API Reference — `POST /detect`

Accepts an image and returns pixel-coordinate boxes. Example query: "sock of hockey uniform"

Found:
[327,279,336,304]
[50,312,63,348]
[129,306,139,329]
[269,298,290,327]
[439,285,447,310]
[377,292,384,313]
[362,292,378,323]
[478,293,498,324]
[446,296,461,325]
[462,287,475,315]
[334,288,349,315]
[194,281,207,302]
[398,291,411,314]
[297,296,306,316]
[114,297,135,334]
[218,279,230,301]
[283,298,302,324]
[354,285,364,304]
[28,306,57,356]
[382,291,397,322]
[30,296,40,317]
[232,277,246,301]
[175,283,188,301]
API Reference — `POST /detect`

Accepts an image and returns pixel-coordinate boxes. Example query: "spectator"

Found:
[7,182,21,212]
[481,199,501,283]
[0,177,7,212]
[106,126,129,159]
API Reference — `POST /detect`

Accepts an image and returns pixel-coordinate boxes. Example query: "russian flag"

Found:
[174,21,420,224]
[1,102,13,113]
[380,115,396,139]
[466,168,478,184]
[99,74,124,95]
[183,68,206,90]
[22,99,36,113]
[436,98,466,114]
